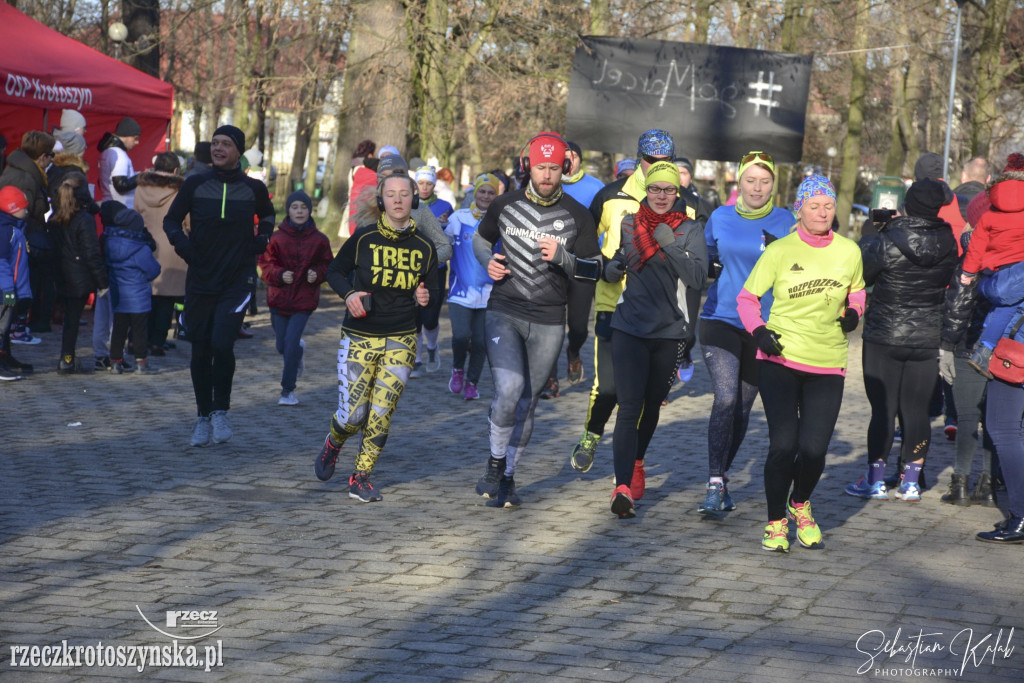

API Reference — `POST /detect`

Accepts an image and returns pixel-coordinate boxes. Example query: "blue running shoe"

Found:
[677,361,694,384]
[486,475,521,508]
[698,481,725,514]
[896,480,922,502]
[845,475,888,500]
[721,476,737,511]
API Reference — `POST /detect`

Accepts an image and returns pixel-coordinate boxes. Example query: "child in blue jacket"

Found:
[0,186,32,380]
[102,202,161,373]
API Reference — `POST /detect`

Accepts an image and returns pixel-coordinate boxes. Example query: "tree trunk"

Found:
[836,0,870,235]
[464,98,482,181]
[970,0,1017,160]
[122,0,160,77]
[323,0,413,236]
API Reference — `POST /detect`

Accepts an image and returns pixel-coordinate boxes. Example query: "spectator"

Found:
[0,186,31,380]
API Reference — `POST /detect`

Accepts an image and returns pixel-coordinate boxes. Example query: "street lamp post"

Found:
[827,146,838,179]
[942,0,968,179]
[108,21,128,60]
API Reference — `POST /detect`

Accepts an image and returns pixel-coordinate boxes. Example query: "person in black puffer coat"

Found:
[845,179,959,502]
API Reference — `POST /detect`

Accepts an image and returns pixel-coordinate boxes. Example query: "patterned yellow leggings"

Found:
[329,332,416,473]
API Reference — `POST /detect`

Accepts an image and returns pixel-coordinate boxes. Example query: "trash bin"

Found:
[871,176,906,210]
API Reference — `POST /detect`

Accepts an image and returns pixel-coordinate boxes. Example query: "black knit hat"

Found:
[913,152,944,181]
[286,190,313,212]
[903,179,947,219]
[115,117,142,138]
[213,125,245,154]
[100,200,128,227]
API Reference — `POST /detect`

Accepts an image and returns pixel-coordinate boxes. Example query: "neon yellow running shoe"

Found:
[762,518,790,553]
[787,499,823,548]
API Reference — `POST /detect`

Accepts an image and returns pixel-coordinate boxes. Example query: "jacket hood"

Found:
[53,153,89,173]
[137,170,184,191]
[0,211,26,232]
[104,224,156,252]
[988,178,1024,213]
[6,149,45,184]
[97,132,126,153]
[885,215,957,267]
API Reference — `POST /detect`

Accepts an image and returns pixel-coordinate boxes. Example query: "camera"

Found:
[870,208,897,224]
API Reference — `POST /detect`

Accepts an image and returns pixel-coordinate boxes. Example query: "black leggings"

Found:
[183,290,249,417]
[758,360,844,521]
[611,329,678,487]
[862,341,936,465]
[111,312,149,360]
[61,296,89,357]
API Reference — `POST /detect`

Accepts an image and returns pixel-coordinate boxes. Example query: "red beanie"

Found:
[527,132,567,169]
[0,186,28,215]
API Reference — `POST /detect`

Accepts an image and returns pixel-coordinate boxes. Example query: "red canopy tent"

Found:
[0,3,173,191]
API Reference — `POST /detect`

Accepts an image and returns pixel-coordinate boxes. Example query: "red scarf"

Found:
[632,202,685,269]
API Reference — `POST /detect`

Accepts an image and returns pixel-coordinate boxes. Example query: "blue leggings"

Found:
[271,310,310,394]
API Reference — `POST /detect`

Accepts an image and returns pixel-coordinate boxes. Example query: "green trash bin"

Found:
[871,176,906,210]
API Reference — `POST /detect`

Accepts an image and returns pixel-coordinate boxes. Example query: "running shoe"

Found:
[539,376,559,399]
[698,481,726,514]
[2,352,32,374]
[349,472,382,502]
[476,456,504,498]
[610,484,635,518]
[845,475,889,500]
[567,354,584,385]
[190,417,212,448]
[210,410,232,444]
[787,499,823,548]
[631,460,646,500]
[278,391,299,406]
[464,382,479,400]
[410,361,424,378]
[112,358,134,374]
[95,356,112,371]
[135,358,158,374]
[676,361,694,384]
[762,519,790,553]
[944,424,957,441]
[895,480,922,502]
[0,365,24,381]
[486,474,521,508]
[570,431,600,473]
[425,347,441,373]
[315,435,341,481]
[721,476,737,511]
[449,368,465,394]
[9,329,41,345]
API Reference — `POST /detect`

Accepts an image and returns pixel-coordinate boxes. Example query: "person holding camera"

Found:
[737,174,865,552]
[845,179,958,503]
[602,161,707,518]
[314,172,438,502]
[470,132,600,508]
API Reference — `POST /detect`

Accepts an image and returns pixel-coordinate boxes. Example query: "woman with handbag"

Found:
[844,179,958,502]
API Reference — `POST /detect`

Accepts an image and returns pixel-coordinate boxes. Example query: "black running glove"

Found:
[752,325,784,356]
[837,307,859,333]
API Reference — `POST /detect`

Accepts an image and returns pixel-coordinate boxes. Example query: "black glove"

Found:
[837,307,859,333]
[752,325,784,356]
[762,229,779,246]
[708,258,723,279]
[604,250,626,282]
[653,223,676,247]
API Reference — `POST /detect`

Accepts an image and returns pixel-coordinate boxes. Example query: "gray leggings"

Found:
[484,310,565,476]
[700,319,760,478]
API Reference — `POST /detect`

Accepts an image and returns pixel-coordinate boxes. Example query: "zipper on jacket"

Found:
[221,183,227,219]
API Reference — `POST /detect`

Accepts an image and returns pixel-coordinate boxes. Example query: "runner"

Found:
[313,172,438,502]
[472,131,600,508]
[603,161,707,518]
[736,174,865,552]
[697,151,794,515]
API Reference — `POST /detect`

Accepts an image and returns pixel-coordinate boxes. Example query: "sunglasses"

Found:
[642,154,670,165]
[741,151,774,166]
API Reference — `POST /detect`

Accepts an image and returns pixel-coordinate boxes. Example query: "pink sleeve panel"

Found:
[736,287,766,334]
[848,288,866,316]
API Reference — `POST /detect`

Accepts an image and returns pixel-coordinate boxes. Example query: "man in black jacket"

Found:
[164,125,275,447]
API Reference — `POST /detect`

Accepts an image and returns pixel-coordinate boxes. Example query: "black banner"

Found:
[566,37,813,162]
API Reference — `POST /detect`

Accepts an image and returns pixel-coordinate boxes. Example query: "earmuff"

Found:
[519,133,572,175]
[376,174,420,212]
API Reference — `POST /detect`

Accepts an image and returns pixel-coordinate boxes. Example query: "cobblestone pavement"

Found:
[1,297,1020,682]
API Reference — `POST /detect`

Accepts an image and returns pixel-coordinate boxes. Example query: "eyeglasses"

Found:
[647,186,678,196]
[642,154,670,165]
[741,151,774,166]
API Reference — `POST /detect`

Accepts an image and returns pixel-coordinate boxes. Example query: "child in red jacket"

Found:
[258,191,334,404]
[960,153,1024,375]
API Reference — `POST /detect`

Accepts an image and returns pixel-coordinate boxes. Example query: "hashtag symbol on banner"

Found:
[747,71,782,117]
